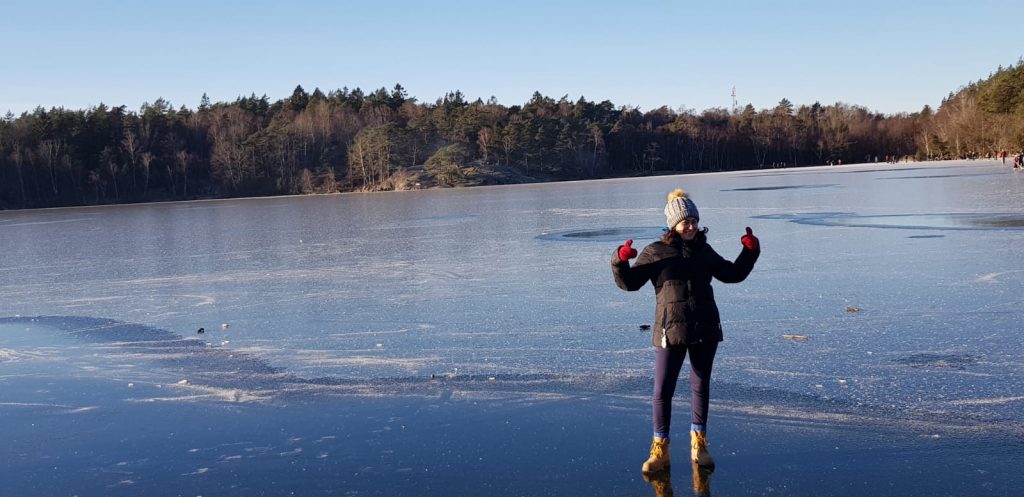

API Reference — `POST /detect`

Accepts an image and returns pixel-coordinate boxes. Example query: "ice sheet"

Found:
[2,160,1023,430]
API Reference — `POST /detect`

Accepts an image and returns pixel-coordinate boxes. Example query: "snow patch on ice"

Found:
[949,396,1024,406]
[975,270,1024,283]
[0,402,97,413]
[0,348,48,362]
[131,384,272,404]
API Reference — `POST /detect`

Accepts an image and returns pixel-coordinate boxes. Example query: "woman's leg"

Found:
[687,341,719,429]
[652,346,687,437]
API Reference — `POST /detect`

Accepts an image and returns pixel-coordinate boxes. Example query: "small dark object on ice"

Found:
[639,324,651,330]
[197,327,205,334]
[845,306,860,313]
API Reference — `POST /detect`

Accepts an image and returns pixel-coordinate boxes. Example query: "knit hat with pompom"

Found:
[664,188,699,228]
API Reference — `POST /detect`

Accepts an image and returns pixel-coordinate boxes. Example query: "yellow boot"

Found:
[690,430,715,468]
[643,470,675,497]
[691,461,712,497]
[641,436,671,474]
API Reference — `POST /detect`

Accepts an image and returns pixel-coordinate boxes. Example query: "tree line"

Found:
[918,59,1024,160]
[2,60,1023,210]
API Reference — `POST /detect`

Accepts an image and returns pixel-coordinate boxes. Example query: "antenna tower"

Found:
[731,86,737,112]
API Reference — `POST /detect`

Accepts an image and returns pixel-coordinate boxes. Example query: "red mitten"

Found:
[740,227,760,250]
[618,239,638,262]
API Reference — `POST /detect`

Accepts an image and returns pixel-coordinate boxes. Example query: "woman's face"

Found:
[673,217,699,241]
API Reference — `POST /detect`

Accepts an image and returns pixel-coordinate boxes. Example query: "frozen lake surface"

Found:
[2,160,1024,494]
[2,160,1023,425]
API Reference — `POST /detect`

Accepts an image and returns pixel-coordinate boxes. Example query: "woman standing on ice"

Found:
[611,188,760,475]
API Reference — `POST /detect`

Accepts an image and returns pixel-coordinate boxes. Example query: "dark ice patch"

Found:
[893,353,979,370]
[537,227,664,242]
[878,173,1004,180]
[3,316,658,402]
[0,315,283,383]
[1,317,1014,433]
[907,235,945,239]
[755,212,1024,230]
[738,166,932,178]
[838,167,931,174]
[723,184,838,192]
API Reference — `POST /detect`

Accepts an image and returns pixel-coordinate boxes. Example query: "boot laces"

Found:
[692,431,708,451]
[650,439,667,458]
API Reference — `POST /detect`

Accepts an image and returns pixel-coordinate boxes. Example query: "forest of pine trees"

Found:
[3,58,1023,210]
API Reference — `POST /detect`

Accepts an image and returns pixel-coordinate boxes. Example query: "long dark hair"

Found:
[661,226,709,245]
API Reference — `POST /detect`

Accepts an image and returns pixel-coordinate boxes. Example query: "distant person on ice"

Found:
[611,188,760,475]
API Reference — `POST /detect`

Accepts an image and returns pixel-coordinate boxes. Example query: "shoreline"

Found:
[0,158,1000,214]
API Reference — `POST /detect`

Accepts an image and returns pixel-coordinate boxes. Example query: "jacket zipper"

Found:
[660,309,668,348]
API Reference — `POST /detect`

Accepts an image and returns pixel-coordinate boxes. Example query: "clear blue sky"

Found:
[2,0,1022,116]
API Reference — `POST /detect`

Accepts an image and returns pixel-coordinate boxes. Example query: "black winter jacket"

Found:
[611,232,759,347]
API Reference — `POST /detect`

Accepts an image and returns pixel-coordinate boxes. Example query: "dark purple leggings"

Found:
[652,341,718,436]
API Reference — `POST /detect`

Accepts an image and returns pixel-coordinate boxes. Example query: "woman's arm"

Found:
[709,244,759,283]
[612,244,658,291]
